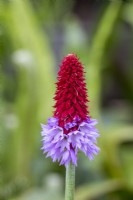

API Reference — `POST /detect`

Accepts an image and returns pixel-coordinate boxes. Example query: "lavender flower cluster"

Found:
[41,117,100,166]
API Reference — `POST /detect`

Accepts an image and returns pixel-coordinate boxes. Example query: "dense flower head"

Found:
[53,54,89,134]
[41,54,100,166]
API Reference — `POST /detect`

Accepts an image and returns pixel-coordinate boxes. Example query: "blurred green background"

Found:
[1,0,133,199]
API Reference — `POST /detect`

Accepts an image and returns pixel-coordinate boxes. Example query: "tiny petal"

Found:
[60,139,70,152]
[70,149,77,166]
[89,119,98,125]
[64,122,77,130]
[73,116,80,122]
[41,124,50,136]
[79,122,99,138]
[60,150,70,165]
[48,117,58,127]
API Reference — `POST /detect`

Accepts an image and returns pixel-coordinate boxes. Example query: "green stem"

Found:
[65,163,75,200]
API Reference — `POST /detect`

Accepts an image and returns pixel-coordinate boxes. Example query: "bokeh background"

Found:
[1,0,133,199]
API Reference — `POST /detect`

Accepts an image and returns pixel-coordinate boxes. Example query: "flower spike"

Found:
[41,54,100,166]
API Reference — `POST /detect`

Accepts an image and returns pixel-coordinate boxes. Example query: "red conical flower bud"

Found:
[53,54,89,134]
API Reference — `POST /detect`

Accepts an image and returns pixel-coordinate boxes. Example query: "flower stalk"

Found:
[65,163,75,200]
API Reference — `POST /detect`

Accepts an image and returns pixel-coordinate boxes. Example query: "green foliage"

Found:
[87,0,123,118]
[75,179,123,200]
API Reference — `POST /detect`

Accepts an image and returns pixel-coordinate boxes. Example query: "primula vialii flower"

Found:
[41,54,100,166]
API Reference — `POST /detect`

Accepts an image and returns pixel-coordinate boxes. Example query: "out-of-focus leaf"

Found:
[11,189,63,200]
[4,0,55,119]
[87,0,123,118]
[0,177,29,200]
[75,179,123,200]
[3,0,55,178]
[120,146,133,191]
[9,173,64,200]
[123,3,133,25]
[101,125,133,179]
